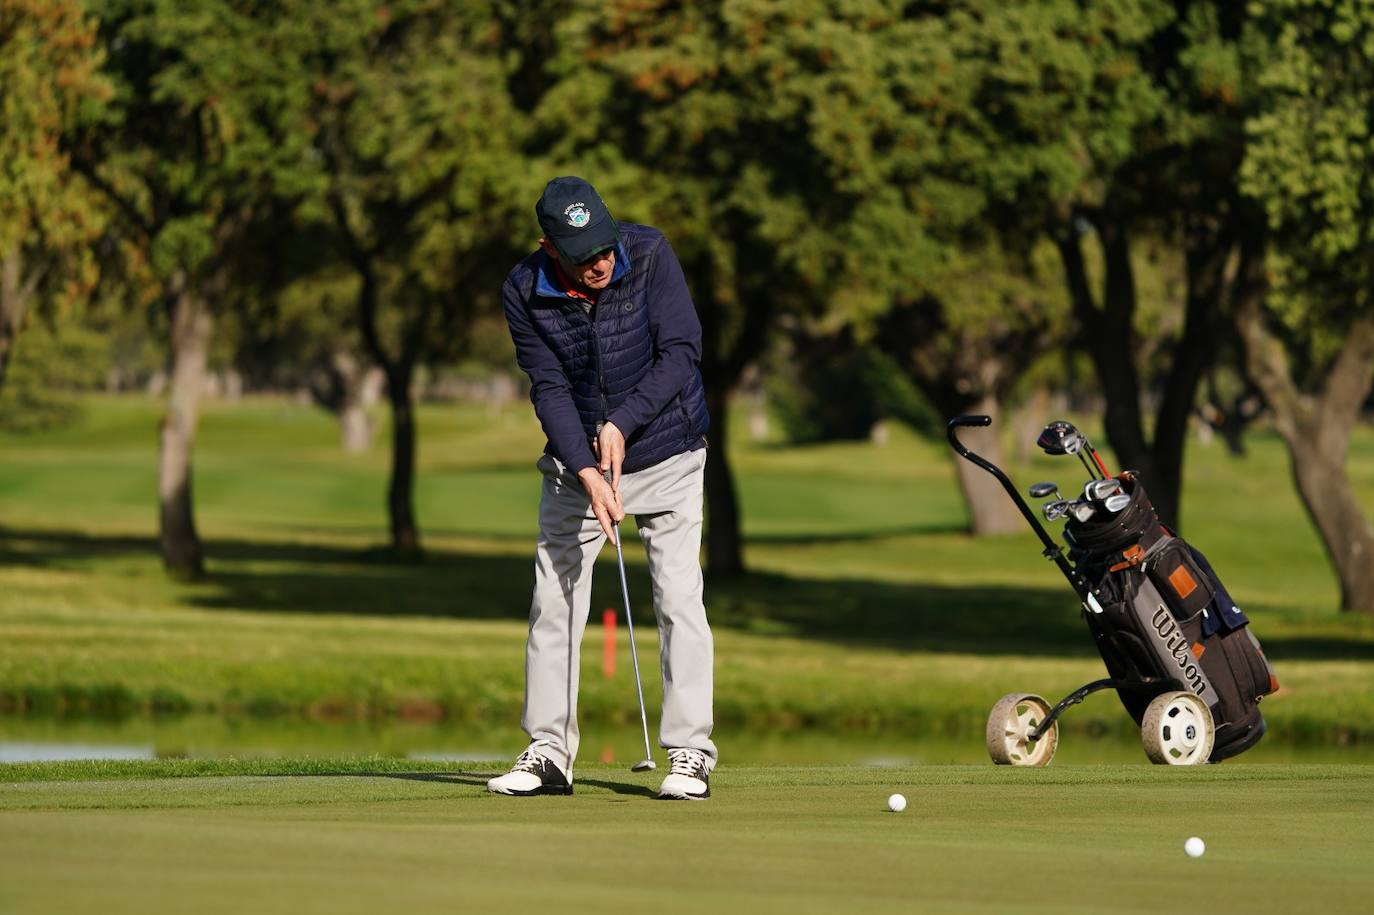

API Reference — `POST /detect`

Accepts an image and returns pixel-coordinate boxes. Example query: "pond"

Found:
[3,715,1371,766]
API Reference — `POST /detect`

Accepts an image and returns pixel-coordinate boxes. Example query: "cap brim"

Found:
[552,217,619,264]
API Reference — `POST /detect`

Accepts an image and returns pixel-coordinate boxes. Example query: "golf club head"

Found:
[1085,478,1121,501]
[1104,493,1131,514]
[1036,420,1086,456]
[1042,499,1070,522]
[1028,481,1060,499]
[632,759,657,772]
[1069,500,1097,523]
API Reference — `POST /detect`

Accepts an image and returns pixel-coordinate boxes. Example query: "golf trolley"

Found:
[947,415,1277,767]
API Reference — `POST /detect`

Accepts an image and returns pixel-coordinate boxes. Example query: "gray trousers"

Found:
[522,447,717,778]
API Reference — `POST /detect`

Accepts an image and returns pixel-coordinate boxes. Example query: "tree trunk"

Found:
[949,394,1024,535]
[0,244,41,390]
[159,281,212,578]
[332,349,381,453]
[1014,384,1053,465]
[341,232,423,559]
[1235,286,1374,613]
[1287,436,1374,612]
[1242,312,1374,613]
[1147,225,1232,531]
[704,386,743,578]
[384,364,422,558]
[874,290,1049,536]
[693,255,777,578]
[340,392,374,453]
[1056,219,1156,485]
[1055,214,1233,531]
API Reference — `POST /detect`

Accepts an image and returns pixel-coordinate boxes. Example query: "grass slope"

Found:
[2,763,1372,914]
[2,396,1374,744]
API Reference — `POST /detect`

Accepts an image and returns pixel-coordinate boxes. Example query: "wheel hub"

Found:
[1163,703,1203,755]
[1141,690,1215,766]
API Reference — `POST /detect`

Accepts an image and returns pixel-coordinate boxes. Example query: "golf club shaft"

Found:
[1089,448,1111,477]
[1076,449,1104,481]
[613,520,654,764]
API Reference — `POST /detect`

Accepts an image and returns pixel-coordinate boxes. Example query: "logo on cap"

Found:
[564,203,591,228]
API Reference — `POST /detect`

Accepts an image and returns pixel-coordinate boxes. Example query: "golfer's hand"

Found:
[577,467,625,543]
[596,421,626,491]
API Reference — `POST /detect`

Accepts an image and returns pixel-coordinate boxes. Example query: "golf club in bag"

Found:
[948,415,1279,766]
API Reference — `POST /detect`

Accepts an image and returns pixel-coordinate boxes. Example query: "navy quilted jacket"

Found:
[501,222,709,475]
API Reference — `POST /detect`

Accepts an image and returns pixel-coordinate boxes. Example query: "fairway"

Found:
[3,763,1372,914]
[13,1,1374,912]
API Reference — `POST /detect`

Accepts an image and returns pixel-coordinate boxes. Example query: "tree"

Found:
[1057,1,1270,532]
[73,0,319,576]
[741,2,1152,533]
[0,0,108,389]
[225,220,383,454]
[877,244,1068,533]
[1237,0,1374,613]
[843,1,1255,531]
[541,0,967,572]
[295,0,527,556]
[0,318,109,432]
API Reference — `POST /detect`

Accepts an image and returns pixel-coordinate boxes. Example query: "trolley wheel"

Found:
[986,692,1058,767]
[1141,691,1215,765]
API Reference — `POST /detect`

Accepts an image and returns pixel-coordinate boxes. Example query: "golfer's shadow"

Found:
[372,771,494,788]
[577,778,655,798]
[369,772,654,797]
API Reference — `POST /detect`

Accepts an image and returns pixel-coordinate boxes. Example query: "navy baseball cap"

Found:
[536,176,620,264]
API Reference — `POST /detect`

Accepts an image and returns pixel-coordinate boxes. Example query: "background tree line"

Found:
[2,0,1372,611]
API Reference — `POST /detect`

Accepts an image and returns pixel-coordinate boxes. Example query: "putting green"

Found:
[2,762,1371,914]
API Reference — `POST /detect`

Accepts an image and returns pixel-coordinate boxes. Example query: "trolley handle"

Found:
[946,415,1097,606]
[946,414,1002,484]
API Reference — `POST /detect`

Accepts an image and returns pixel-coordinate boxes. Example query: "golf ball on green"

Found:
[1184,837,1205,858]
[887,793,907,813]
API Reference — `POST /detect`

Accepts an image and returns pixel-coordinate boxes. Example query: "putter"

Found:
[1028,481,1061,500]
[606,473,656,773]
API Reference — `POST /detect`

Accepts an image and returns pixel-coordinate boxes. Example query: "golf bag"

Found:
[1065,473,1279,761]
[947,414,1279,764]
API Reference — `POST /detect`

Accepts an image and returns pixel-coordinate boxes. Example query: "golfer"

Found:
[487,176,717,800]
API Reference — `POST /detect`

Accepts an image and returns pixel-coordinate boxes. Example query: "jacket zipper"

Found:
[589,301,609,424]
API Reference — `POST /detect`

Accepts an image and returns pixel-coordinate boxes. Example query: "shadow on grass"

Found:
[372,771,495,787]
[268,521,966,546]
[2,525,1371,661]
[373,772,652,796]
[243,770,653,796]
[577,778,657,797]
[741,522,967,544]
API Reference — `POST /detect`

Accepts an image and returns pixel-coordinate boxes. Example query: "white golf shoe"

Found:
[486,744,573,796]
[657,748,711,800]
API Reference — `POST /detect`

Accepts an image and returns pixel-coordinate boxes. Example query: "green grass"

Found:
[4,398,1374,911]
[2,394,1374,746]
[4,603,1374,746]
[2,762,1372,914]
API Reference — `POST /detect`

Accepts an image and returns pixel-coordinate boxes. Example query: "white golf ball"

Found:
[887,793,907,813]
[1184,836,1205,858]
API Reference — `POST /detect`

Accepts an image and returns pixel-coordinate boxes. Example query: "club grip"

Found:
[950,414,992,428]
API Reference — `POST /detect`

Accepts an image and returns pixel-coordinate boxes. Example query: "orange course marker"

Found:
[602,607,616,678]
